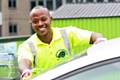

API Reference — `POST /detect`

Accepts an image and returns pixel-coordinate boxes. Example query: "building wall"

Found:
[2,0,31,37]
[0,0,1,11]
[1,0,63,37]
[52,17,120,39]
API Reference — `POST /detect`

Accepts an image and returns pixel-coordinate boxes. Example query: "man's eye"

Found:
[41,17,47,21]
[32,21,38,24]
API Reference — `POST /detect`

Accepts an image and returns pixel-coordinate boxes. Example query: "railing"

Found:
[0,35,30,43]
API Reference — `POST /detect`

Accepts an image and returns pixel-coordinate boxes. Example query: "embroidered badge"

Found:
[56,49,67,58]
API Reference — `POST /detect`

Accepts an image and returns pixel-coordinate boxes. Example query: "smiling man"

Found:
[17,6,107,80]
[30,6,52,44]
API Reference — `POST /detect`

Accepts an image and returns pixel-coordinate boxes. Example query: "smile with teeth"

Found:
[38,26,47,32]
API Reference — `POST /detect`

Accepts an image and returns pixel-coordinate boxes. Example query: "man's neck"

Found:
[37,31,53,44]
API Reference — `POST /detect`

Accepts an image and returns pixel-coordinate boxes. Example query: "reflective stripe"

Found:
[27,41,36,68]
[60,29,71,55]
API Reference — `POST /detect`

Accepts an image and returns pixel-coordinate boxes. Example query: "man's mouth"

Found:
[38,26,47,34]
[39,27,46,31]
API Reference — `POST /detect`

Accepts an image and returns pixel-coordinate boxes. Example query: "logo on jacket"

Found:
[56,49,67,58]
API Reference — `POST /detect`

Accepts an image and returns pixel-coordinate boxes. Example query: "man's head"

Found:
[29,6,52,37]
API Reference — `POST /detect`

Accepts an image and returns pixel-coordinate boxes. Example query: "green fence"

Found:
[52,17,120,39]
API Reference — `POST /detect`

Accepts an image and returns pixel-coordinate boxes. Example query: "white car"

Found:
[31,37,120,80]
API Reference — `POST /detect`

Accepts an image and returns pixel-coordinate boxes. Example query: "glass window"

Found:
[30,1,36,10]
[66,0,73,3]
[108,0,115,2]
[9,23,17,35]
[76,0,82,3]
[13,25,17,32]
[9,25,12,33]
[56,0,62,9]
[46,0,53,10]
[8,0,16,9]
[39,1,44,6]
[97,0,104,2]
[87,0,94,2]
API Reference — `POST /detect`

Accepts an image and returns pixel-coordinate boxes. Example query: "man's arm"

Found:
[18,58,32,74]
[89,32,107,44]
[18,58,32,79]
[17,43,34,79]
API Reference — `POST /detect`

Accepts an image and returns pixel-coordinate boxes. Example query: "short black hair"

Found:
[29,6,50,17]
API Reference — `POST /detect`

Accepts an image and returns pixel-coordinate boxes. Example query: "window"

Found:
[108,0,115,2]
[9,23,17,35]
[30,0,61,11]
[8,0,16,9]
[30,0,44,10]
[39,1,44,6]
[30,1,36,10]
[46,0,53,10]
[66,0,74,3]
[56,0,62,9]
[97,0,104,2]
[87,0,94,2]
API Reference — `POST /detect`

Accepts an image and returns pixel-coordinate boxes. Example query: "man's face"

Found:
[30,9,51,37]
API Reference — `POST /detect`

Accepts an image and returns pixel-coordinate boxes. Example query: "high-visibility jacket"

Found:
[17,26,92,77]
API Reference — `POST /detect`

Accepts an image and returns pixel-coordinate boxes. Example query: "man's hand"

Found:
[90,32,107,44]
[94,37,107,44]
[21,69,32,80]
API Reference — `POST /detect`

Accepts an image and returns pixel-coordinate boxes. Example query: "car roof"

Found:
[31,37,120,80]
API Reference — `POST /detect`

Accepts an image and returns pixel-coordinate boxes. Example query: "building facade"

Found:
[1,0,63,37]
[1,0,30,37]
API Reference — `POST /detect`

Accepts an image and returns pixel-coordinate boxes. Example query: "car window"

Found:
[54,57,120,80]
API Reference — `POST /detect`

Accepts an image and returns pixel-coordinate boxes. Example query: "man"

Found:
[17,6,107,79]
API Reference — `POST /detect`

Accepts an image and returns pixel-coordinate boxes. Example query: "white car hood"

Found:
[31,37,120,80]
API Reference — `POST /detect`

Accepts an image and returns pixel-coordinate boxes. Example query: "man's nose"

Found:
[38,21,43,26]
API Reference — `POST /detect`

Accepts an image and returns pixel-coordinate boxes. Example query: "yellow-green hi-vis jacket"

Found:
[17,26,92,77]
